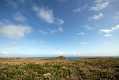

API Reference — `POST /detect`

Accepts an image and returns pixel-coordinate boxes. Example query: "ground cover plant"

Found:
[0,57,119,80]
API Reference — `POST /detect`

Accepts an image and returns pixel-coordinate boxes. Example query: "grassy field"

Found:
[0,57,119,80]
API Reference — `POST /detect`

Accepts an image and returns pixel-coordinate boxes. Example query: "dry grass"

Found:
[0,57,118,80]
[0,59,71,65]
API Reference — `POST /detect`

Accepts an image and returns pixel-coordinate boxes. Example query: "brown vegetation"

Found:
[0,57,118,80]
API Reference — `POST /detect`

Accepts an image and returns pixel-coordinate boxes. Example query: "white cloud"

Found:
[39,8,55,24]
[33,6,54,23]
[104,34,112,37]
[100,24,119,37]
[0,41,17,56]
[32,5,39,12]
[100,29,112,33]
[39,30,48,35]
[56,49,74,57]
[113,12,119,20]
[73,8,81,13]
[80,42,88,45]
[90,0,110,22]
[55,18,64,25]
[84,25,94,30]
[75,50,80,56]
[92,13,104,20]
[76,32,85,36]
[111,25,119,30]
[33,6,64,25]
[0,19,12,25]
[100,24,119,33]
[14,12,26,22]
[0,24,32,39]
[73,5,88,13]
[58,27,64,32]
[90,0,109,11]
[57,50,66,56]
[38,27,63,35]
[49,30,58,34]
[32,6,64,35]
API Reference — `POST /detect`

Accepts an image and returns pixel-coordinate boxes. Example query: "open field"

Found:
[0,57,119,80]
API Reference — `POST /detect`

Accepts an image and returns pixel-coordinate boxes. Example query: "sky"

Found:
[0,0,119,57]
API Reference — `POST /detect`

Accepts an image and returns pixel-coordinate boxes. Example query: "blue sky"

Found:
[0,0,119,57]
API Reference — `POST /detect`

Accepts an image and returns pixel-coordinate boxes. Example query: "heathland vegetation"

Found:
[0,57,119,80]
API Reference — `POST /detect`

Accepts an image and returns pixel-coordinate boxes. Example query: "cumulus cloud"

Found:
[33,6,64,35]
[90,0,109,11]
[100,24,119,37]
[38,7,55,24]
[0,24,32,39]
[92,13,104,20]
[33,6,64,25]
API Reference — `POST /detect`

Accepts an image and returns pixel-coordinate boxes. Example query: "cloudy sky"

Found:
[0,0,119,57]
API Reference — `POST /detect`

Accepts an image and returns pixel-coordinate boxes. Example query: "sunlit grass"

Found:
[0,57,119,80]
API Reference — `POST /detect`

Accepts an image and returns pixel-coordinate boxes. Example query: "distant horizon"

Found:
[0,54,119,58]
